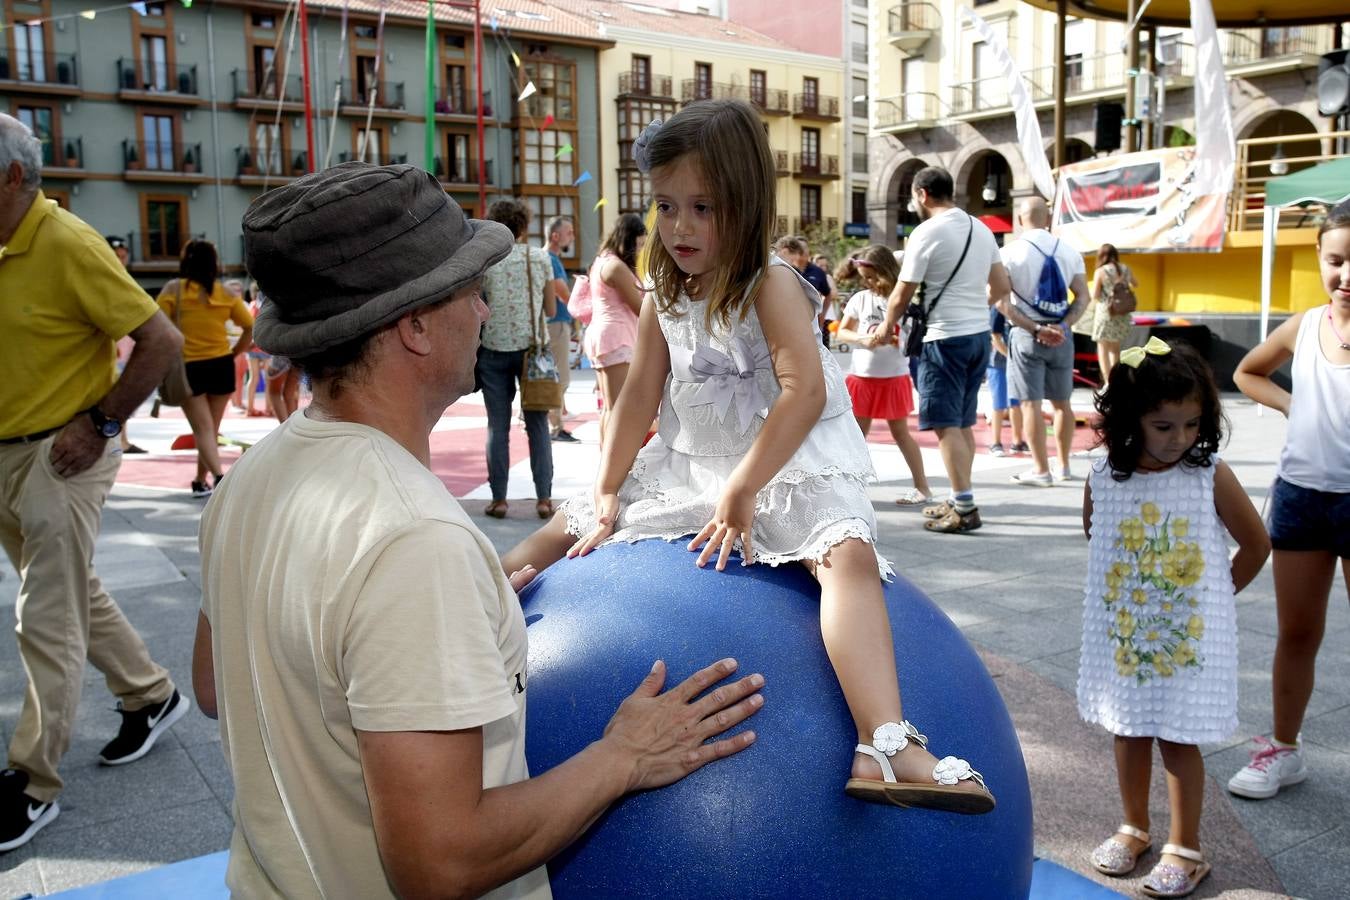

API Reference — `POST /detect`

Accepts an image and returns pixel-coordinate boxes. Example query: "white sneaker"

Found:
[1054,468,1075,482]
[1227,736,1307,799]
[1011,469,1053,487]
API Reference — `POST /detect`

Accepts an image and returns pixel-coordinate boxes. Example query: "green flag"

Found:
[425,2,436,173]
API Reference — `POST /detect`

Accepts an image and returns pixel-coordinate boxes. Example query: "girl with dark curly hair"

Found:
[1079,339,1268,896]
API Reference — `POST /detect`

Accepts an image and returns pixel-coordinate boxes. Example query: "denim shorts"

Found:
[917,331,992,430]
[986,366,1020,412]
[1267,476,1350,558]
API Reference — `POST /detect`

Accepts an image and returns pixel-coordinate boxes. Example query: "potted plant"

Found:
[121,65,137,90]
[182,147,197,173]
[178,70,194,94]
[239,149,253,175]
[64,140,79,168]
[292,152,306,175]
[124,142,140,170]
[56,60,72,85]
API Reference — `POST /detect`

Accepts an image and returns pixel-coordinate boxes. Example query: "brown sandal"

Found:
[484,500,508,519]
[923,506,982,534]
[535,498,554,519]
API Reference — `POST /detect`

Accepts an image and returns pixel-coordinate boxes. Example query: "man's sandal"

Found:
[921,499,953,519]
[484,500,509,519]
[844,721,995,815]
[924,506,982,534]
[1140,844,1210,898]
[1090,824,1152,876]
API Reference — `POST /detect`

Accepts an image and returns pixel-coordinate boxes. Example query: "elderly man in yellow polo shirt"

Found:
[0,113,189,852]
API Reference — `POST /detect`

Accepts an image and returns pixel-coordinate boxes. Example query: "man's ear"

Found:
[396,309,434,356]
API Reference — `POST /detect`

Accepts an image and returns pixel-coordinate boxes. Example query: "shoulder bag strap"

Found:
[919,215,975,317]
[525,246,540,347]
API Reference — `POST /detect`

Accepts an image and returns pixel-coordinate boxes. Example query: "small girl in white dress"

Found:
[507,99,992,813]
[1079,339,1268,897]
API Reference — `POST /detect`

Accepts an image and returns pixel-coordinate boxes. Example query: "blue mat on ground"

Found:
[46,851,227,899]
[1031,857,1126,898]
[44,851,1119,898]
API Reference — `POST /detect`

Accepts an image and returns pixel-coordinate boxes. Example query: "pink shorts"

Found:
[591,346,635,369]
[846,374,915,421]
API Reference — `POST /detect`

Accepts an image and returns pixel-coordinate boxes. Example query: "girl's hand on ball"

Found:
[602,658,765,792]
[569,493,620,558]
[688,484,756,571]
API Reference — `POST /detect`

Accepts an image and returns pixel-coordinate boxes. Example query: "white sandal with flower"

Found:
[1141,844,1210,898]
[1090,823,1152,875]
[844,720,996,814]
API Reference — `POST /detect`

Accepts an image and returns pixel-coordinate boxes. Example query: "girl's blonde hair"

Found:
[643,100,776,330]
[853,243,900,296]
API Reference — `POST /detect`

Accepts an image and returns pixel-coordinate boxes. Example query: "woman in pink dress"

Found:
[583,213,647,441]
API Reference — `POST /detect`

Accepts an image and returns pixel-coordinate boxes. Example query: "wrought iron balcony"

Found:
[44,136,85,173]
[337,150,410,166]
[792,94,839,120]
[117,59,199,100]
[436,157,493,186]
[792,153,840,178]
[236,146,307,179]
[619,71,674,99]
[875,93,943,132]
[751,87,790,115]
[794,216,839,234]
[773,151,790,175]
[337,79,407,112]
[680,79,747,104]
[0,51,80,92]
[435,89,493,118]
[123,140,204,176]
[887,2,940,57]
[232,69,304,107]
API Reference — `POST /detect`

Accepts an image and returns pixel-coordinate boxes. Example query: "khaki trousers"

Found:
[547,320,573,432]
[0,438,173,802]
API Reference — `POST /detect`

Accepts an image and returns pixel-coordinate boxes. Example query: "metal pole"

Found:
[1054,0,1066,168]
[298,0,317,172]
[1125,0,1141,153]
[474,0,486,212]
[1143,28,1157,149]
[205,4,226,254]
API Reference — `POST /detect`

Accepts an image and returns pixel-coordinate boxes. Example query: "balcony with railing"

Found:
[793,94,840,120]
[794,216,839,234]
[887,2,940,57]
[792,153,840,179]
[752,87,790,116]
[337,80,408,115]
[235,146,308,183]
[42,136,86,176]
[232,69,305,111]
[774,216,789,236]
[117,59,200,104]
[875,92,943,133]
[436,89,493,119]
[122,140,206,180]
[436,157,493,187]
[1223,25,1336,74]
[1228,128,1349,232]
[0,52,80,94]
[681,79,745,104]
[337,150,410,166]
[773,150,790,175]
[618,71,674,99]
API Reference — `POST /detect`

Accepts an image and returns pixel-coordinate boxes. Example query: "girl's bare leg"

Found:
[1270,549,1339,743]
[808,540,983,797]
[183,394,223,482]
[887,418,930,496]
[1158,740,1205,869]
[596,363,630,449]
[1112,735,1153,853]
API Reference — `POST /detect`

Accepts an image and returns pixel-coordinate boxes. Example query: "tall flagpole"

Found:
[474,0,485,212]
[425,0,436,172]
[298,0,317,172]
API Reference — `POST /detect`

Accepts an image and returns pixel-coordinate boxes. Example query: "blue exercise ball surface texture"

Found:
[521,539,1033,899]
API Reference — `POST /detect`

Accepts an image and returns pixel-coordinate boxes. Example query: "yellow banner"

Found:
[1052,147,1228,254]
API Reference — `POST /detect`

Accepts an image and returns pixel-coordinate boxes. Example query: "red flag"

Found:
[539,113,555,131]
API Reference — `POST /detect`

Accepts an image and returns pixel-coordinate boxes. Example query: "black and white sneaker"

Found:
[98,690,190,766]
[0,769,59,852]
[190,480,213,498]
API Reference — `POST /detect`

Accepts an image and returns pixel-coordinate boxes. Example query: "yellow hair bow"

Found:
[1120,336,1171,368]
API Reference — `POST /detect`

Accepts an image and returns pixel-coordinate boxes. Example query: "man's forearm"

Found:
[997,298,1044,334]
[99,313,183,420]
[882,281,919,333]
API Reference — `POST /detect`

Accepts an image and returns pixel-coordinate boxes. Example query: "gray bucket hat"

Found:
[245,161,513,358]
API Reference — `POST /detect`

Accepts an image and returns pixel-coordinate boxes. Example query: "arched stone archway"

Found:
[1240,109,1322,179]
[871,154,928,248]
[956,149,1014,237]
[1044,139,1095,167]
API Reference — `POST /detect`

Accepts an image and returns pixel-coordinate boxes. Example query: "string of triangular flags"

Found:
[0,0,193,31]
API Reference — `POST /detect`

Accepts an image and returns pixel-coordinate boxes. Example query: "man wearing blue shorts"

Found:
[987,305,1024,456]
[880,167,1010,533]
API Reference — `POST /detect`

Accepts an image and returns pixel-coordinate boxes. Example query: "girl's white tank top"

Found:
[1278,307,1350,492]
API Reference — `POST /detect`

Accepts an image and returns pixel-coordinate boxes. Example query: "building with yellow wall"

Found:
[553,0,847,243]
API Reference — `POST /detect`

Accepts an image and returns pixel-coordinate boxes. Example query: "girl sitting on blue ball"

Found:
[505,99,993,814]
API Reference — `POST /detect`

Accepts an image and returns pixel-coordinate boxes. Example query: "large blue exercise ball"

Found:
[521,539,1033,898]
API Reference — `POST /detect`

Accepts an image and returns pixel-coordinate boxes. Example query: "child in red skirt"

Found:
[836,244,932,505]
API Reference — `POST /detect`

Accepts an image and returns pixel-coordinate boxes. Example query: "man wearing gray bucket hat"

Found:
[192,163,763,899]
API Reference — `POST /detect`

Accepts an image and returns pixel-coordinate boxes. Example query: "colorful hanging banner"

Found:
[573,170,592,187]
[553,144,573,159]
[593,198,607,211]
[517,81,537,102]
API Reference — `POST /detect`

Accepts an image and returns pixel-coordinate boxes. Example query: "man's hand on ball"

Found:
[507,565,537,593]
[601,658,764,793]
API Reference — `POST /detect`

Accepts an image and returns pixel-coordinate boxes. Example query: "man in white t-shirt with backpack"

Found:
[998,196,1089,486]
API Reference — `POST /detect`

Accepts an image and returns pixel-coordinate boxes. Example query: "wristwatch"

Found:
[87,406,123,439]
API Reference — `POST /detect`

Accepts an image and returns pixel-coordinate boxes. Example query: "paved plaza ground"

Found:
[0,365,1345,898]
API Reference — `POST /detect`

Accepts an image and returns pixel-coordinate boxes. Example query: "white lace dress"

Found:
[1076,459,1238,744]
[561,257,892,578]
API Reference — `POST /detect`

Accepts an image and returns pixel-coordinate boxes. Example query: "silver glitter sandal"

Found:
[1090,823,1152,876]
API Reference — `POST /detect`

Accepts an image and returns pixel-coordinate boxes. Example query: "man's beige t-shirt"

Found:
[200,414,550,899]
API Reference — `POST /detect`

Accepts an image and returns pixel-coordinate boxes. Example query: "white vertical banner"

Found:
[1188,0,1236,196]
[962,6,1056,200]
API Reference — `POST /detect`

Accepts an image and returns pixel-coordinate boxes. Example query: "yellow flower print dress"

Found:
[1076,458,1238,743]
